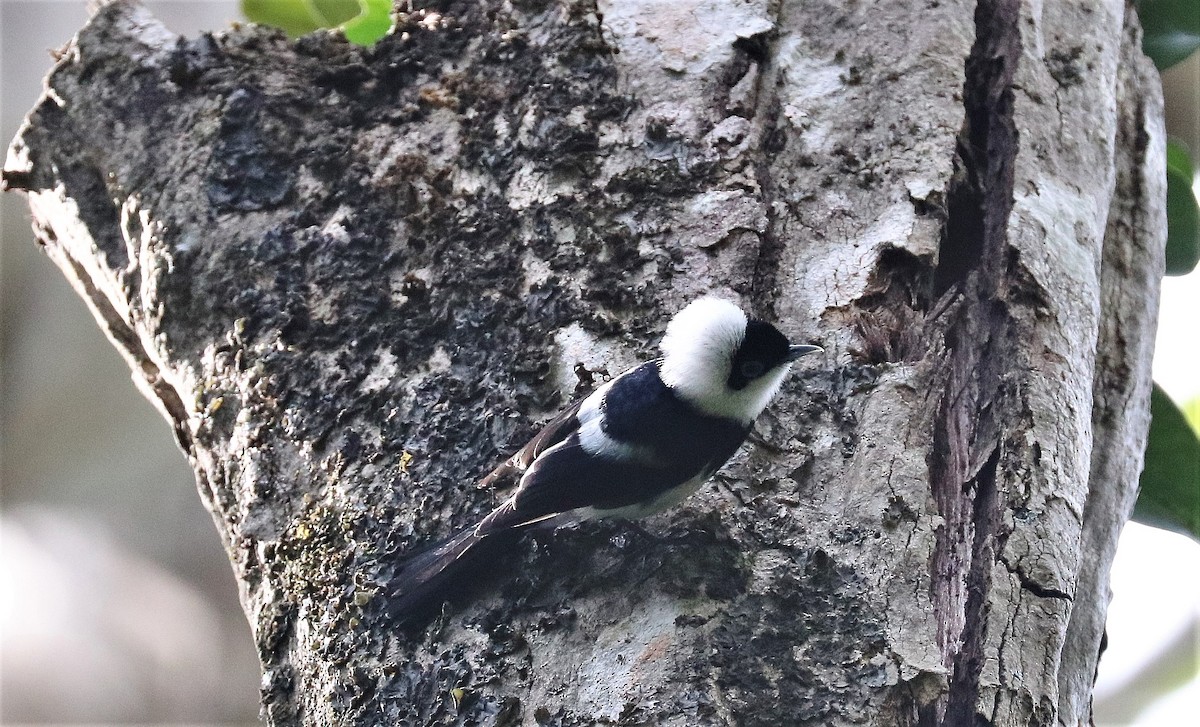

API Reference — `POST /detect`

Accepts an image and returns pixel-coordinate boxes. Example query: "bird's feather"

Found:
[480,365,748,532]
[476,398,584,489]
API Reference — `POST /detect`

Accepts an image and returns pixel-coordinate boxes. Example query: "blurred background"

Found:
[1,3,260,724]
[0,1,1196,724]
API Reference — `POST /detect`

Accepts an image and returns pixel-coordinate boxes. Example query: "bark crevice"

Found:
[933,0,1021,296]
[746,7,785,320]
[927,0,1022,723]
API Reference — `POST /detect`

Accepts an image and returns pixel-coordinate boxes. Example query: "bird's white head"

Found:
[658,297,821,423]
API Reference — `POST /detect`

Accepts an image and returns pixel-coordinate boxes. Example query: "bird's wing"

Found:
[476,436,695,534]
[476,398,584,489]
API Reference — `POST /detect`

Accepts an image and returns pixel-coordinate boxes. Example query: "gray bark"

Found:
[2,0,1163,725]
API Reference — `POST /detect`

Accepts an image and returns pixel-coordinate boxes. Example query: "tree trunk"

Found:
[2,0,1164,724]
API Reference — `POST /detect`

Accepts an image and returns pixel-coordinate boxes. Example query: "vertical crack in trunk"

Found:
[943,447,1003,725]
[935,0,1020,297]
[746,1,787,320]
[926,0,1021,723]
[749,99,787,321]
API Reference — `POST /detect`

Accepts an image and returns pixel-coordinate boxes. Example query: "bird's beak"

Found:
[786,344,823,361]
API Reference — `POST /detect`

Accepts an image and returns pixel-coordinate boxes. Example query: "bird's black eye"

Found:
[739,361,765,379]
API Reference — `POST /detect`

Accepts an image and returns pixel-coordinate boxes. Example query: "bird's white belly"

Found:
[576,473,708,521]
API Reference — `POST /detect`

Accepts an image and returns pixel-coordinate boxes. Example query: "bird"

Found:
[385,296,822,622]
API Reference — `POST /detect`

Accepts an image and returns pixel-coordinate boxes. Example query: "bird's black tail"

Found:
[384,526,498,625]
[384,500,562,625]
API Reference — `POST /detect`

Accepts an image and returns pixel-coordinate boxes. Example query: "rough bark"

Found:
[2,0,1163,725]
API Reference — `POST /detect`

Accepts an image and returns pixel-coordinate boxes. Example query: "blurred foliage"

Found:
[1135,386,1200,540]
[1139,0,1200,70]
[242,0,392,46]
[340,0,393,46]
[1132,5,1199,548]
[1183,396,1200,431]
[1165,139,1200,275]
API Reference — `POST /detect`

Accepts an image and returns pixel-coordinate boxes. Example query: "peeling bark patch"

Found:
[848,246,932,364]
[56,245,194,451]
[58,160,129,269]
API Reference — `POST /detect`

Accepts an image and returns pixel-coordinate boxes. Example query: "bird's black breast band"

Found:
[602,362,748,472]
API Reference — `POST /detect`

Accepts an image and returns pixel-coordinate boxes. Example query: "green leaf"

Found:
[1165,138,1199,276]
[310,0,361,27]
[1133,385,1200,540]
[243,0,321,36]
[1167,139,1194,182]
[242,0,393,46]
[1184,398,1200,432]
[342,0,393,46]
[1165,158,1200,276]
[1138,0,1200,70]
